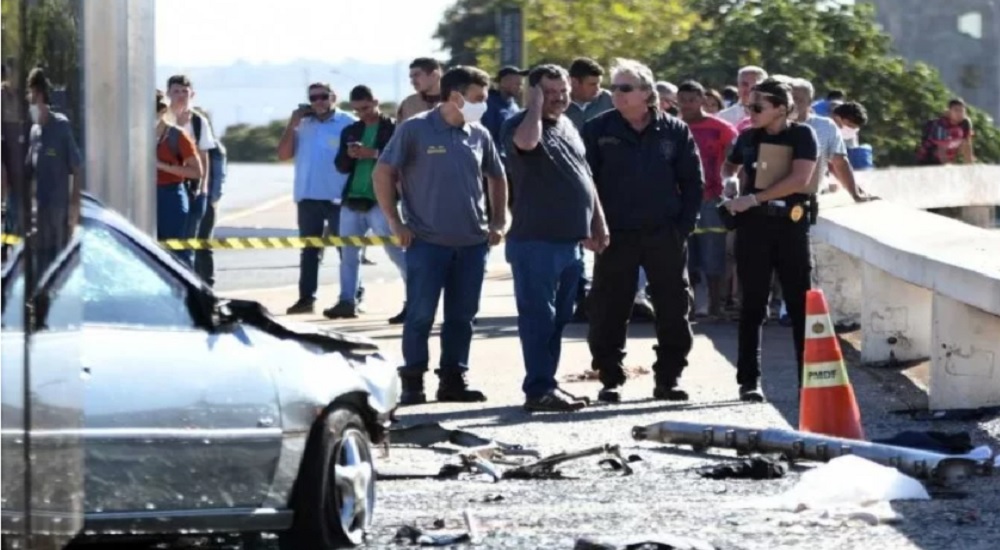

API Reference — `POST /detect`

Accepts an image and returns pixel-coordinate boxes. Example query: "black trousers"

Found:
[588,227,693,388]
[734,211,812,387]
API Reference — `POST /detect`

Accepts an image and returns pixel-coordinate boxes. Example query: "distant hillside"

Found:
[155,58,414,137]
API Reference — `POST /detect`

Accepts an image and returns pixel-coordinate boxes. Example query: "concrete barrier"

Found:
[812,187,1000,410]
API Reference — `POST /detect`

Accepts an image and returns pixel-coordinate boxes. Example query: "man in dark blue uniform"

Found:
[582,58,704,404]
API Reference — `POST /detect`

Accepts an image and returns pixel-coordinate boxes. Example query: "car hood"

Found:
[222,298,400,414]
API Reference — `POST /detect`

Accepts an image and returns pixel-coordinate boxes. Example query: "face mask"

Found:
[29,104,40,124]
[840,126,859,141]
[459,98,488,123]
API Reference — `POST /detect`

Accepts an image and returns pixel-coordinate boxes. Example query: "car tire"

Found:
[281,406,376,549]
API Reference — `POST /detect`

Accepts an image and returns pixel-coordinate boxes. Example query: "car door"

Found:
[49,220,283,515]
[1,241,86,546]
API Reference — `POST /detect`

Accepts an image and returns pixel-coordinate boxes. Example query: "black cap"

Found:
[497,66,529,79]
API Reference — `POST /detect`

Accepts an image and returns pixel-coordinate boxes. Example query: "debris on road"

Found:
[563,366,650,383]
[740,455,927,519]
[697,455,787,480]
[393,524,471,546]
[503,444,633,480]
[574,534,719,550]
[632,419,992,481]
[390,421,540,456]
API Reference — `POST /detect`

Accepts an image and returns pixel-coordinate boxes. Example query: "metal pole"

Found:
[81,0,156,235]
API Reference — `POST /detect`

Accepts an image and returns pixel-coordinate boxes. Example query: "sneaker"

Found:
[631,295,655,322]
[361,255,376,266]
[286,299,315,315]
[739,385,765,403]
[388,305,407,325]
[653,385,689,401]
[555,387,591,406]
[323,301,359,319]
[525,390,587,413]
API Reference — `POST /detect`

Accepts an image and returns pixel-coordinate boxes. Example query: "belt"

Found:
[759,199,811,222]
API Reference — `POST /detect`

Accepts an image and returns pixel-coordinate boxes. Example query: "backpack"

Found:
[164,125,184,162]
[191,111,229,199]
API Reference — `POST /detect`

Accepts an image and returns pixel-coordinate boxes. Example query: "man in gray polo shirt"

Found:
[374,65,508,406]
[503,64,609,413]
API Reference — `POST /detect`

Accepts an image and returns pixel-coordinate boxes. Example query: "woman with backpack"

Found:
[155,89,203,266]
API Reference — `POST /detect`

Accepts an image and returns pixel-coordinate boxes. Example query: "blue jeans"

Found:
[339,205,406,303]
[184,189,208,240]
[297,199,341,303]
[506,240,582,398]
[194,198,217,285]
[157,183,192,266]
[401,240,488,374]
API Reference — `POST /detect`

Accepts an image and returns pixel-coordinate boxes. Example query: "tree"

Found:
[435,0,697,76]
[653,0,999,166]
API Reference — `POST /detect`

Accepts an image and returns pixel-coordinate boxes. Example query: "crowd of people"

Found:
[2,56,979,414]
[265,54,891,413]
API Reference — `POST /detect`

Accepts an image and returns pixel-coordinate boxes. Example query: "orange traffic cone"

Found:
[799,289,865,440]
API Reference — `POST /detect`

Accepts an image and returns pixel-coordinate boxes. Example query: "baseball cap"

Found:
[497,66,529,79]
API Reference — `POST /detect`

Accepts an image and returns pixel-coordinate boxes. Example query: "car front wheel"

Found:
[282,406,376,549]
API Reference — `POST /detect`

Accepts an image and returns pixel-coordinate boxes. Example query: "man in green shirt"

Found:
[326,85,406,320]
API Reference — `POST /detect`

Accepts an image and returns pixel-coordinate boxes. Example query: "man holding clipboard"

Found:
[720,79,819,403]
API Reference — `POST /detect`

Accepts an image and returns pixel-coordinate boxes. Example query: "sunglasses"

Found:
[309,93,331,102]
[749,103,769,114]
[610,83,642,93]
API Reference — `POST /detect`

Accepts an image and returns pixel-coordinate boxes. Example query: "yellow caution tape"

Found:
[2,227,730,250]
[159,235,400,250]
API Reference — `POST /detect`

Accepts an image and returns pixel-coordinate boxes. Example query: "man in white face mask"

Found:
[373,65,509,406]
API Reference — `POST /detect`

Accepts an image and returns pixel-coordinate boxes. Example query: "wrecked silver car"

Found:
[0,195,400,549]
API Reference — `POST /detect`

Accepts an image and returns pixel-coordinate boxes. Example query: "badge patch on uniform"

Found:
[659,140,675,160]
[790,204,804,222]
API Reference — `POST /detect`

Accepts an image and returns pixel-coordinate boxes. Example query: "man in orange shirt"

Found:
[155,90,203,265]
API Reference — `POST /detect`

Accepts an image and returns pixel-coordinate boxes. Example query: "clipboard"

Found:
[754,143,793,190]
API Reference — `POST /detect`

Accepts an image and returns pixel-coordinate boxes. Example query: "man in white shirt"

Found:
[167,75,218,243]
[717,66,768,132]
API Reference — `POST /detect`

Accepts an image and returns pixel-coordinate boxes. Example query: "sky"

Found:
[155,0,453,68]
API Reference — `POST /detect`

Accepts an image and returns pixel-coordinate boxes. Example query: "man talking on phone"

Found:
[325,85,407,322]
[278,83,357,315]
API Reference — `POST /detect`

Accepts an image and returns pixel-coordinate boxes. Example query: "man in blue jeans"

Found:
[325,85,406,321]
[502,64,609,413]
[374,66,507,406]
[277,83,357,314]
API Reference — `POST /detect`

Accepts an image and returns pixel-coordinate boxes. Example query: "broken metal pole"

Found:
[632,420,990,482]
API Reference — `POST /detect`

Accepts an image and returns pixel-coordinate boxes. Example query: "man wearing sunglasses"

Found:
[582,58,704,405]
[278,82,358,315]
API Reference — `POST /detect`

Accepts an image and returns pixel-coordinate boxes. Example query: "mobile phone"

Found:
[297,103,314,116]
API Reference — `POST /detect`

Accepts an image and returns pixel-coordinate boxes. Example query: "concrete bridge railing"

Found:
[812,164,1000,410]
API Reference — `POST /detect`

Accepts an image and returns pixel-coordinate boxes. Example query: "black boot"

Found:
[596,362,627,403]
[435,370,487,403]
[398,369,427,406]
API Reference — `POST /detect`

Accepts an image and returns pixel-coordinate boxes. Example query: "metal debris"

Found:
[390,422,540,457]
[503,444,633,480]
[633,419,991,482]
